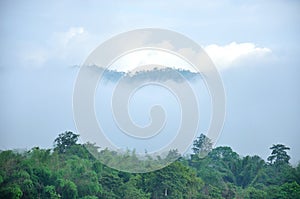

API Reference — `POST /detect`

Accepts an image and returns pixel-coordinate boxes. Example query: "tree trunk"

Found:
[164,188,168,196]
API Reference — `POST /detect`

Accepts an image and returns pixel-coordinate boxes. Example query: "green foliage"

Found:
[267,144,290,165]
[80,196,98,199]
[295,163,300,184]
[207,146,241,184]
[142,161,204,199]
[54,131,79,153]
[57,179,78,199]
[208,185,223,199]
[0,184,23,199]
[265,182,300,199]
[120,176,151,199]
[44,185,60,199]
[238,155,265,187]
[192,133,212,158]
[0,131,299,198]
[243,186,267,199]
[280,181,300,199]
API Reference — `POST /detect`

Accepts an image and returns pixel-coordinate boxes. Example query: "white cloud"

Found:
[51,27,94,61]
[110,42,272,73]
[54,27,86,48]
[110,49,196,72]
[204,42,271,70]
[23,28,272,72]
[22,27,98,67]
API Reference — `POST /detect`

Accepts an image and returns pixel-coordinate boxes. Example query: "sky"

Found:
[0,0,300,164]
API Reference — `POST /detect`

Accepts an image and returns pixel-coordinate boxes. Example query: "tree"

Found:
[266,182,300,199]
[0,184,23,199]
[279,181,300,199]
[238,155,265,187]
[120,176,150,199]
[54,131,79,153]
[44,185,60,199]
[192,133,212,158]
[267,144,290,165]
[57,179,78,199]
[207,146,241,184]
[295,163,300,185]
[1,131,299,199]
[100,171,123,198]
[143,161,204,199]
[243,186,267,199]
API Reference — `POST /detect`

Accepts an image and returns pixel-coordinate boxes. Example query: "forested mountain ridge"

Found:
[0,131,299,199]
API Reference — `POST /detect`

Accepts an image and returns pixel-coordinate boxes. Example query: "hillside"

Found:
[0,131,299,199]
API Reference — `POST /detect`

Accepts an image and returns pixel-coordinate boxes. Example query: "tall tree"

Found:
[208,146,241,184]
[54,131,79,153]
[238,155,265,187]
[192,133,212,158]
[267,144,290,165]
[144,161,204,199]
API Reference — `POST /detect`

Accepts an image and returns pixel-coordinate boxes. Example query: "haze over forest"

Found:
[1,1,299,161]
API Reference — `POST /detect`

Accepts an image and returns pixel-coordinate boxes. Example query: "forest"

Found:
[0,131,300,199]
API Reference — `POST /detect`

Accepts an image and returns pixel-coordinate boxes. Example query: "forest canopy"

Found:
[0,131,300,199]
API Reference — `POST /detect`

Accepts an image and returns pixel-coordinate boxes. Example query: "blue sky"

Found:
[0,0,300,163]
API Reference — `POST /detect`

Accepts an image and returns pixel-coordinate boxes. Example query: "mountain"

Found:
[86,65,202,82]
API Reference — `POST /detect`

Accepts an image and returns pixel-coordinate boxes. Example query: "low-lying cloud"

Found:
[87,65,201,83]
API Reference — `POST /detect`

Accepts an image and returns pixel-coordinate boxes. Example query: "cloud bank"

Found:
[22,27,272,72]
[204,42,271,70]
[88,65,200,83]
[108,42,271,73]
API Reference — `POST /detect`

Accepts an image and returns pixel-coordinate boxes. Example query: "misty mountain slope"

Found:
[84,65,213,155]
